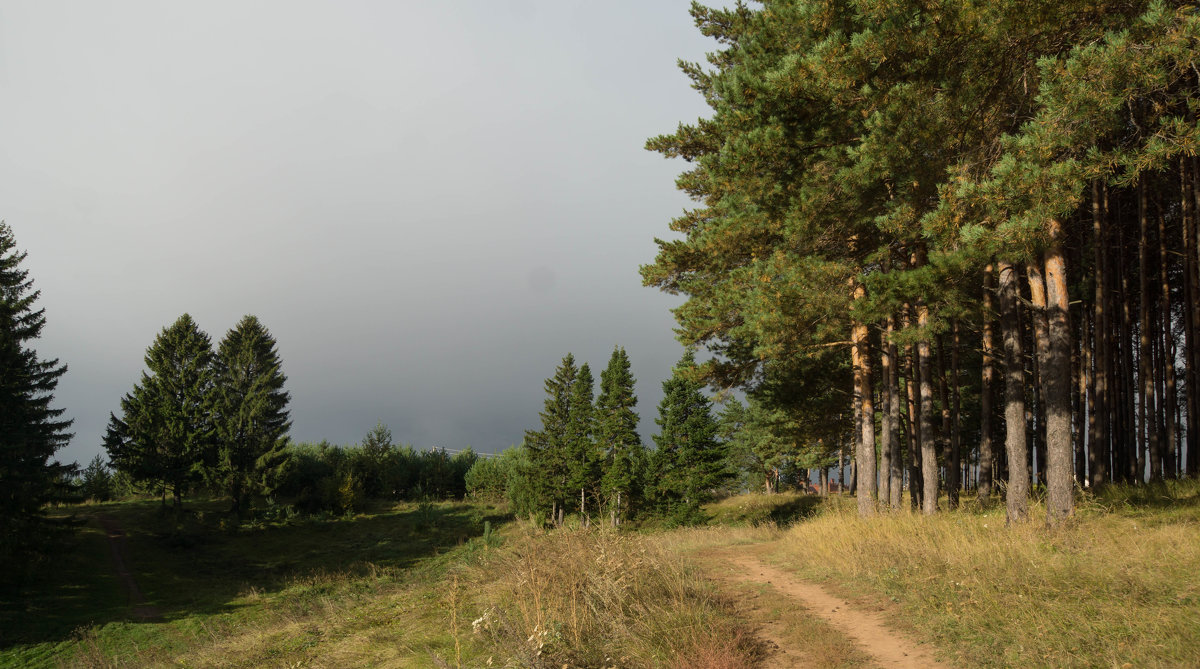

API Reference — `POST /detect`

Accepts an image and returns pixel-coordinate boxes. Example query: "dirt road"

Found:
[704,547,949,668]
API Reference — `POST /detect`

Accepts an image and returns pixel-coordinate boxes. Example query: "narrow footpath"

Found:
[702,546,949,668]
[95,514,161,621]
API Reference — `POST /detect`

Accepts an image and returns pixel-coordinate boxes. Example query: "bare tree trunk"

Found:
[998,261,1030,523]
[905,307,922,510]
[1180,159,1200,479]
[938,335,952,507]
[1028,262,1051,492]
[1080,310,1093,486]
[854,300,877,516]
[950,321,962,508]
[918,304,938,515]
[1091,180,1110,486]
[879,320,893,508]
[888,315,903,508]
[1042,219,1076,524]
[980,265,997,501]
[1140,180,1162,483]
[1158,199,1178,479]
[1113,227,1132,484]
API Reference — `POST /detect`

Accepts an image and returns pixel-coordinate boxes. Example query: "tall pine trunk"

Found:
[1091,180,1110,486]
[1160,203,1178,478]
[918,303,938,515]
[1042,219,1075,524]
[1139,180,1161,483]
[879,319,894,508]
[904,306,922,510]
[887,315,903,508]
[950,321,962,508]
[998,261,1030,523]
[980,264,997,501]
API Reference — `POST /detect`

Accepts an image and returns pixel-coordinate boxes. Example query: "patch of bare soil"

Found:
[96,514,161,621]
[703,546,949,669]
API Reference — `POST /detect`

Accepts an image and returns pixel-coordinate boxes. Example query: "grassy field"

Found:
[762,481,1200,668]
[4,484,1198,667]
[0,498,762,668]
[0,498,510,667]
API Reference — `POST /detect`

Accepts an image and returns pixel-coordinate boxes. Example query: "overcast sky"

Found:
[0,1,719,466]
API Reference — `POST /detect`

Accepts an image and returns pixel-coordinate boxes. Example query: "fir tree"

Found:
[0,221,73,578]
[107,314,215,511]
[596,346,644,525]
[652,351,727,522]
[524,353,578,523]
[212,315,291,516]
[564,362,601,518]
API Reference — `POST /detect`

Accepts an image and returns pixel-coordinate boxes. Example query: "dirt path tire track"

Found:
[707,548,950,668]
[95,514,161,621]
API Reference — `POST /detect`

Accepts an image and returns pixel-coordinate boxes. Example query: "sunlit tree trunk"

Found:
[998,261,1030,523]
[1042,218,1075,524]
[918,303,938,515]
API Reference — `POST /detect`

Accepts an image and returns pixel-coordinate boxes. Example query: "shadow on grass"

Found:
[0,498,509,652]
[705,493,825,528]
[765,495,824,526]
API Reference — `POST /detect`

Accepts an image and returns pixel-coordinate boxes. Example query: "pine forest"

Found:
[4,2,1200,667]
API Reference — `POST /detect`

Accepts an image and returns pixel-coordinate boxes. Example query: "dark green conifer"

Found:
[107,314,215,511]
[523,353,578,522]
[212,315,291,516]
[564,362,601,518]
[0,221,73,577]
[652,351,728,522]
[596,346,644,525]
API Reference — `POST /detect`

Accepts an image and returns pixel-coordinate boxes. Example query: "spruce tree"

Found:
[0,221,73,577]
[564,362,601,518]
[212,315,291,516]
[597,346,643,525]
[523,353,577,523]
[107,314,215,511]
[652,351,727,522]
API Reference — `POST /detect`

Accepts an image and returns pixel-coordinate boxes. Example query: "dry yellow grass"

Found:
[765,485,1200,667]
[457,524,763,668]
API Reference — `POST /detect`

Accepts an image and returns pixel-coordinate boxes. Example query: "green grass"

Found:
[0,497,508,667]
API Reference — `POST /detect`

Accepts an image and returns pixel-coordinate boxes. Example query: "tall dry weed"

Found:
[459,526,760,668]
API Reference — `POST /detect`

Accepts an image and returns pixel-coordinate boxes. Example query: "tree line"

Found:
[466,346,747,527]
[644,0,1200,523]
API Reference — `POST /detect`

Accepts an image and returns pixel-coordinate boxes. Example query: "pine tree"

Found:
[212,315,291,516]
[523,353,577,523]
[652,351,728,523]
[0,221,73,577]
[596,346,643,525]
[107,314,215,511]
